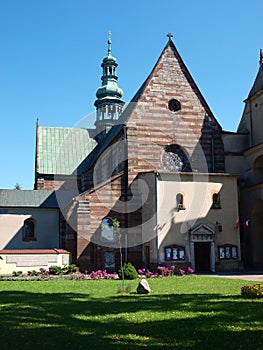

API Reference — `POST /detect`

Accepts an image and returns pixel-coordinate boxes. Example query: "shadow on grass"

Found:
[0,290,262,349]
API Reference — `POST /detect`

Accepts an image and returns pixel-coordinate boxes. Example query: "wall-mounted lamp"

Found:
[216,221,222,232]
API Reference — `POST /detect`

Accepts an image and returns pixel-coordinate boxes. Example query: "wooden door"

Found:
[195,242,211,272]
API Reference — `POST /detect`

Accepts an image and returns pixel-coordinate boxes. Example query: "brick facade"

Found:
[37,40,227,272]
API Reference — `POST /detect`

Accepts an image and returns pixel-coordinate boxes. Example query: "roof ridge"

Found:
[247,63,263,100]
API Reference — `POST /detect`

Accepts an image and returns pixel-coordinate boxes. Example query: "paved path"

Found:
[198,272,263,282]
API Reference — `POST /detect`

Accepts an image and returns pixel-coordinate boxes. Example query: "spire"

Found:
[107,30,112,56]
[94,33,124,139]
[247,49,263,100]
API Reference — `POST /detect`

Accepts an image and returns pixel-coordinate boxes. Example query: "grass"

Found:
[0,276,262,349]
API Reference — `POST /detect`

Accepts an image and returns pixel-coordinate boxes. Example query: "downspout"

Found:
[155,171,160,265]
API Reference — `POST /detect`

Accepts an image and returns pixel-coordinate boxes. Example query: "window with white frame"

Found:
[165,245,185,261]
[218,245,238,260]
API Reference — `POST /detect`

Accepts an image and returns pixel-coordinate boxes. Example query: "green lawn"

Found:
[0,276,262,349]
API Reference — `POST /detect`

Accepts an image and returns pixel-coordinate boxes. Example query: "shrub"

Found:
[64,264,77,274]
[12,271,22,277]
[118,262,138,280]
[49,265,63,275]
[39,268,49,276]
[241,284,263,299]
[27,270,40,276]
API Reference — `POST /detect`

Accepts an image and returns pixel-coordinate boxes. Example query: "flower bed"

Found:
[1,264,194,282]
[137,265,194,278]
[241,284,263,299]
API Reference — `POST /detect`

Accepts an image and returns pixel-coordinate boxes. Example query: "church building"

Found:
[1,34,263,273]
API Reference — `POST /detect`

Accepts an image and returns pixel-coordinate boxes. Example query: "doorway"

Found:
[194,242,211,272]
[104,251,115,273]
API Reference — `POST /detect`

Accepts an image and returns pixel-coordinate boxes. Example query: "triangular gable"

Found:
[191,223,215,235]
[120,39,222,130]
[121,38,224,174]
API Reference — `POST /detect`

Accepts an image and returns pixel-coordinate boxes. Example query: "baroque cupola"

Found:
[94,32,125,138]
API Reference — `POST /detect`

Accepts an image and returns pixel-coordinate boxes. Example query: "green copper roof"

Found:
[38,127,96,175]
[94,37,123,103]
[0,189,76,208]
[0,190,56,208]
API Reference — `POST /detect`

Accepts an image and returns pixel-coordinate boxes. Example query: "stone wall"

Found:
[0,249,71,275]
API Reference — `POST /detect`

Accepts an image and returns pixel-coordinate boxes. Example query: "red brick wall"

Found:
[126,42,224,176]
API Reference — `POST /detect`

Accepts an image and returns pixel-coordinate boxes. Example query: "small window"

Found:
[23,219,36,241]
[176,193,185,210]
[211,193,221,209]
[168,99,181,112]
[101,217,115,242]
[218,245,238,260]
[165,245,185,261]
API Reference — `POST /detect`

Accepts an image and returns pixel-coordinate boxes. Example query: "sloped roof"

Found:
[37,126,96,175]
[0,189,75,209]
[247,63,263,100]
[77,123,124,174]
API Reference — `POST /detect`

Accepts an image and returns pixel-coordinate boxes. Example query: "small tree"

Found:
[14,182,22,190]
[113,218,131,292]
[112,218,123,281]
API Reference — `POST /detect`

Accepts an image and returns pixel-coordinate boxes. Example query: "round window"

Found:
[168,99,181,112]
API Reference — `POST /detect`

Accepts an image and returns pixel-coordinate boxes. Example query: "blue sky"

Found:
[0,0,262,189]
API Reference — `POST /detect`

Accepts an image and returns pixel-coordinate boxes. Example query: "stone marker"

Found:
[137,278,151,294]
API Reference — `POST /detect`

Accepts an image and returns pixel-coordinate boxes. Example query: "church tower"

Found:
[94,33,124,140]
[238,49,263,146]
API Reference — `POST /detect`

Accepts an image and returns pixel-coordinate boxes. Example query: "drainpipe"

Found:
[155,171,160,265]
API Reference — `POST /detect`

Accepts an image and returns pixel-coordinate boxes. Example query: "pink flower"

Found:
[179,269,185,276]
[188,267,194,274]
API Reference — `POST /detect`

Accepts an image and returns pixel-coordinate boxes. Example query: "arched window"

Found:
[101,217,115,242]
[176,193,185,211]
[211,193,221,209]
[23,219,36,241]
[253,155,263,183]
